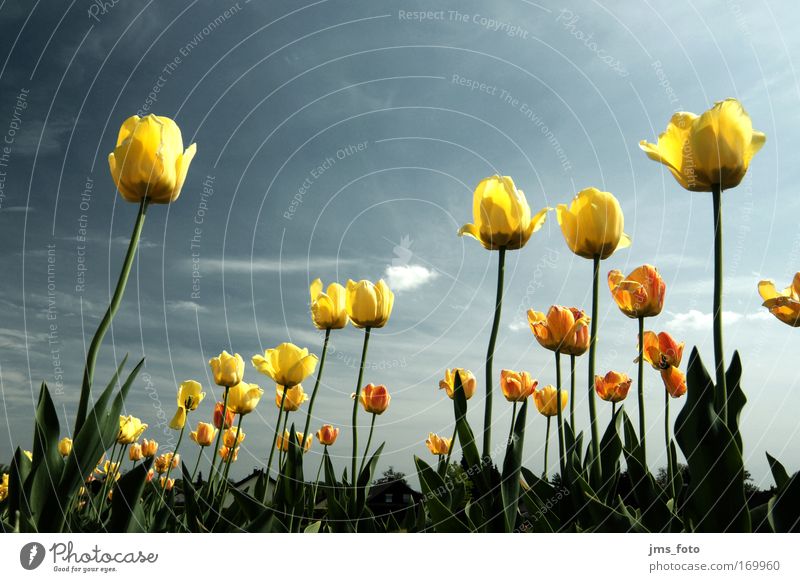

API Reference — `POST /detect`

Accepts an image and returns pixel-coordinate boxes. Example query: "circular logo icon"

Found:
[19,542,46,570]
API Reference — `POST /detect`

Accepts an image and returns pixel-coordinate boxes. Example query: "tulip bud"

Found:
[557,188,630,260]
[213,402,234,430]
[159,477,175,491]
[661,366,687,398]
[141,438,159,458]
[223,427,246,448]
[58,437,73,457]
[252,342,319,387]
[219,446,239,463]
[190,422,217,447]
[227,381,264,415]
[129,443,144,462]
[533,385,569,417]
[528,306,590,355]
[208,350,245,387]
[345,279,395,328]
[356,384,391,415]
[316,424,340,446]
[310,279,348,329]
[594,371,632,403]
[425,433,452,456]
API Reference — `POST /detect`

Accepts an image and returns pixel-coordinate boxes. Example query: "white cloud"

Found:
[384,264,438,292]
[508,320,528,332]
[204,257,355,274]
[665,309,769,331]
[166,300,208,313]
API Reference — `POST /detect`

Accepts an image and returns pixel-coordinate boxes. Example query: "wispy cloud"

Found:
[203,257,357,274]
[166,300,208,313]
[665,309,770,331]
[384,264,438,292]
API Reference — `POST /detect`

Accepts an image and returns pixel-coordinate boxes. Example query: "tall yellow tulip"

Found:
[345,279,394,329]
[252,343,318,387]
[556,188,630,260]
[275,384,308,412]
[310,279,348,329]
[108,114,197,204]
[227,381,264,415]
[208,351,245,387]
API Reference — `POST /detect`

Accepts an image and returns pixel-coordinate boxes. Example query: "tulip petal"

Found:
[758,280,779,301]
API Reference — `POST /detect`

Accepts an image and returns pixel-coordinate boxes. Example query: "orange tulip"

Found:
[640,331,684,370]
[190,422,217,447]
[316,424,340,446]
[594,371,632,403]
[128,443,144,462]
[356,384,391,415]
[218,446,239,463]
[213,401,235,430]
[141,438,159,458]
[499,369,537,402]
[608,265,666,319]
[528,306,590,355]
[661,366,687,398]
[425,433,453,456]
[758,273,800,327]
[533,385,569,417]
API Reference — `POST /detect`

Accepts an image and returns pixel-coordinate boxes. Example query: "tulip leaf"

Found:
[29,382,65,530]
[179,462,202,532]
[674,348,750,532]
[766,452,790,490]
[750,501,773,533]
[7,447,33,530]
[725,351,747,453]
[452,374,490,493]
[598,406,623,503]
[500,399,527,532]
[304,520,322,533]
[519,467,564,532]
[109,458,152,532]
[768,471,800,533]
[356,442,385,514]
[414,456,473,532]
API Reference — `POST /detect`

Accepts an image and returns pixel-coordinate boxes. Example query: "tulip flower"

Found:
[500,370,537,402]
[594,371,632,404]
[159,477,175,491]
[641,99,765,423]
[58,437,72,457]
[310,279,348,330]
[528,306,590,355]
[639,98,765,193]
[276,431,312,453]
[23,450,33,462]
[275,384,308,412]
[213,402,235,430]
[356,383,392,414]
[0,474,8,503]
[191,422,217,447]
[608,265,666,319]
[226,381,264,415]
[758,274,800,327]
[108,114,197,204]
[223,427,246,448]
[141,439,158,458]
[218,446,239,463]
[640,331,685,370]
[129,443,144,462]
[316,424,340,446]
[345,279,395,329]
[425,433,453,456]
[533,385,569,418]
[154,453,178,474]
[661,366,687,399]
[457,175,549,251]
[208,350,245,387]
[252,343,318,387]
[438,368,476,400]
[117,415,148,445]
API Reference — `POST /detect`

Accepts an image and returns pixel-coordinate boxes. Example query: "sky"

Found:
[0,0,799,489]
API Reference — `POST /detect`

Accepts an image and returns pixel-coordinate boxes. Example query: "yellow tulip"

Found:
[457,175,549,251]
[608,265,666,319]
[208,350,245,387]
[276,431,312,453]
[117,415,148,445]
[594,371,632,403]
[556,188,631,260]
[758,274,800,327]
[141,438,159,458]
[0,473,8,502]
[500,369,538,402]
[425,433,452,456]
[528,306,590,355]
[275,384,308,412]
[533,385,568,417]
[190,422,217,447]
[226,381,264,415]
[154,453,179,474]
[223,427,246,448]
[23,450,33,462]
[218,446,239,463]
[129,443,144,462]
[108,114,197,204]
[438,368,476,400]
[639,331,684,370]
[176,380,205,411]
[159,477,175,491]
[310,279,348,329]
[58,437,73,457]
[356,383,392,415]
[316,424,340,446]
[345,279,394,328]
[640,99,766,192]
[252,342,318,387]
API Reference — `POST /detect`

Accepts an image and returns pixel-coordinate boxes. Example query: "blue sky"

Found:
[1,0,799,487]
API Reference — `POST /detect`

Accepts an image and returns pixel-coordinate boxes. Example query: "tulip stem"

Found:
[587,255,602,478]
[265,386,288,489]
[160,425,185,508]
[443,424,458,469]
[301,328,331,446]
[351,328,371,491]
[507,402,518,445]
[359,412,376,476]
[207,386,230,495]
[665,389,675,500]
[312,445,326,510]
[569,354,576,429]
[96,443,118,520]
[543,416,551,480]
[612,402,617,417]
[555,351,565,477]
[484,246,506,460]
[637,316,647,468]
[278,410,289,468]
[712,185,728,421]
[75,197,149,435]
[218,415,244,513]
[191,447,204,484]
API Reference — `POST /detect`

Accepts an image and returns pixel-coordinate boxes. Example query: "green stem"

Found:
[587,255,601,476]
[301,329,331,445]
[443,424,458,469]
[569,354,576,430]
[483,246,506,460]
[507,402,518,445]
[75,197,149,434]
[190,446,204,484]
[556,351,565,476]
[278,410,289,468]
[351,328,371,489]
[206,386,230,495]
[265,387,288,483]
[543,416,551,480]
[217,415,244,512]
[359,413,376,476]
[665,389,675,500]
[160,424,185,507]
[637,316,647,467]
[712,184,728,421]
[96,442,118,519]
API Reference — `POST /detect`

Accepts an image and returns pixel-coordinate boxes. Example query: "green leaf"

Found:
[29,382,65,530]
[766,452,790,490]
[725,352,747,453]
[109,458,153,532]
[304,520,322,533]
[414,456,472,532]
[180,462,203,532]
[768,471,800,533]
[452,373,490,493]
[500,400,527,532]
[519,467,563,532]
[674,348,750,532]
[356,442,385,512]
[598,406,623,503]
